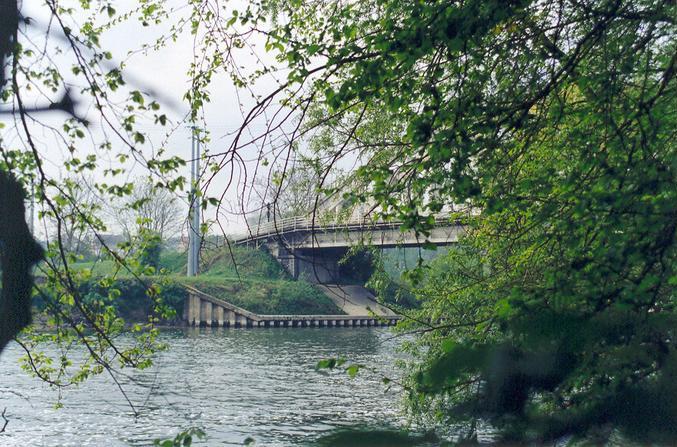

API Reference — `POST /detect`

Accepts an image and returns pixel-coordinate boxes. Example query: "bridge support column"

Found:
[185,293,201,326]
[214,306,224,327]
[269,243,299,279]
[225,310,235,327]
[294,248,343,283]
[200,301,213,326]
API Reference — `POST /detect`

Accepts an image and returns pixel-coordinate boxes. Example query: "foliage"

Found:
[114,179,184,243]
[0,171,43,353]
[250,156,325,224]
[199,246,288,280]
[153,427,206,447]
[138,229,163,271]
[64,246,342,318]
[0,0,193,404]
[313,426,442,447]
[159,249,189,274]
[338,247,376,284]
[198,0,677,443]
[19,241,177,398]
[189,277,341,315]
[1,0,675,443]
[339,246,419,309]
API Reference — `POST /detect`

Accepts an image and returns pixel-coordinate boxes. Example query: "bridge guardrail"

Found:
[232,213,461,243]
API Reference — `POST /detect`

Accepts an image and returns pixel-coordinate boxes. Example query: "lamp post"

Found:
[187,126,201,276]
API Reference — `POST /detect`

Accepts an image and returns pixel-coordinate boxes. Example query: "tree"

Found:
[1,0,675,442]
[197,0,677,443]
[114,178,184,243]
[45,177,101,260]
[248,157,323,226]
[0,1,44,356]
[0,1,184,404]
[0,171,43,354]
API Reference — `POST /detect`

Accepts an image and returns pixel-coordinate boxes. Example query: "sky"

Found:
[3,0,296,240]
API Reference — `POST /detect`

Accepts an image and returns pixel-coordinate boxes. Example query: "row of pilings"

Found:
[183,287,400,328]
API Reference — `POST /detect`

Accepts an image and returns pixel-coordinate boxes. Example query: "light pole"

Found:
[187,126,201,276]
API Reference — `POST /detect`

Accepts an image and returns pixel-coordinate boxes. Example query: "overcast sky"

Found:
[5,1,293,239]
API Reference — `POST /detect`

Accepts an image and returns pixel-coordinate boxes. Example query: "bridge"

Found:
[183,215,464,327]
[232,215,465,283]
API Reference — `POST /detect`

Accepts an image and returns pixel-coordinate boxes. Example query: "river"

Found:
[0,327,412,446]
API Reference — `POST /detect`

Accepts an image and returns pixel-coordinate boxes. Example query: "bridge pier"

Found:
[226,310,236,327]
[201,301,213,327]
[214,306,224,327]
[266,241,348,283]
[185,293,201,326]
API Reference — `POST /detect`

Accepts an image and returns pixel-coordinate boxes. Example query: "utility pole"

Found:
[187,126,201,276]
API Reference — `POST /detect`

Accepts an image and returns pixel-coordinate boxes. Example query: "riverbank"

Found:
[37,247,344,323]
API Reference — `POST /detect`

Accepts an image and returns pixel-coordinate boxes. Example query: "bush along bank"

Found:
[33,275,344,325]
[43,247,343,324]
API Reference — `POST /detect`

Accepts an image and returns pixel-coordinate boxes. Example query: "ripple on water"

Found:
[0,328,407,446]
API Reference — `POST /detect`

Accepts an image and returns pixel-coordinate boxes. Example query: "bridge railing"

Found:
[232,213,457,243]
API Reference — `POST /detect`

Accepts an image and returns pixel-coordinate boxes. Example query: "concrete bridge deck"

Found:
[183,285,401,328]
[233,215,464,249]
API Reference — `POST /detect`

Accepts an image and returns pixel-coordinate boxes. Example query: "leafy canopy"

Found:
[207,0,677,442]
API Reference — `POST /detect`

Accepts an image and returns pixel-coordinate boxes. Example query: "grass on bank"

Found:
[61,246,342,320]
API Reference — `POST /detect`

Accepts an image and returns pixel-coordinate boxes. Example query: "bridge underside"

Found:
[269,245,345,283]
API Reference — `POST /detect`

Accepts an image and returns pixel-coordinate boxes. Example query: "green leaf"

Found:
[345,364,361,378]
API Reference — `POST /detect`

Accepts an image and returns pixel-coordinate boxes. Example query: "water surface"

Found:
[0,327,406,446]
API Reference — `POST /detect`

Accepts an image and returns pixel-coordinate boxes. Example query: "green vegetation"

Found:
[314,426,443,447]
[187,276,340,315]
[343,247,420,310]
[240,0,677,443]
[198,246,288,280]
[65,246,342,321]
[2,0,676,444]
